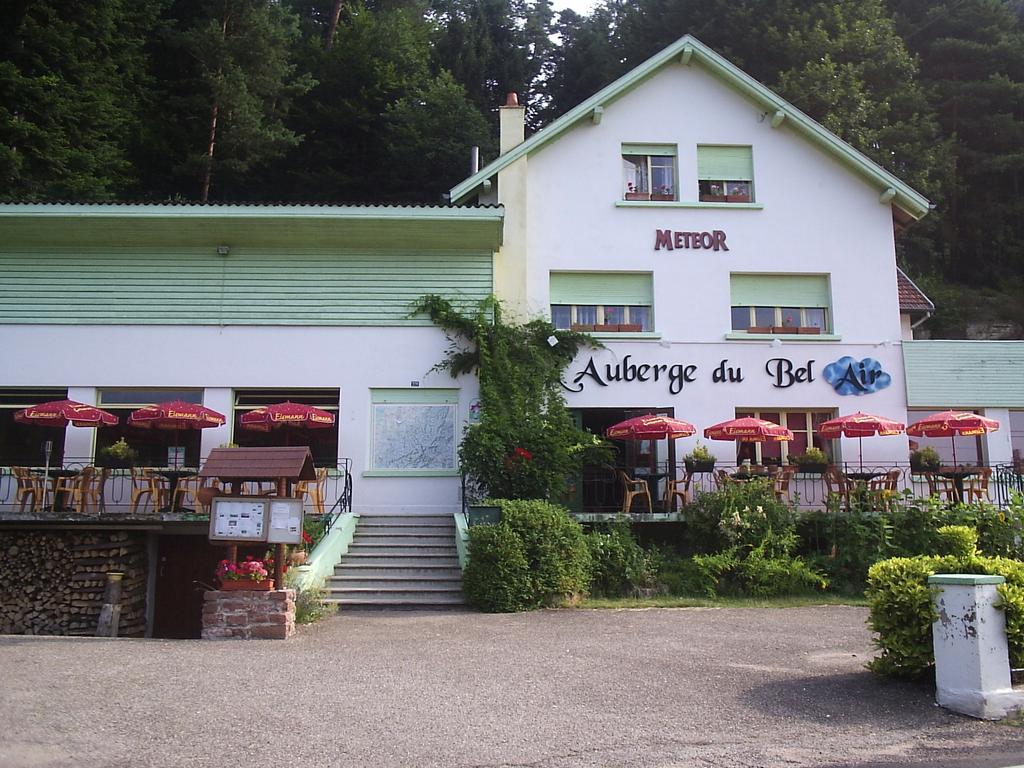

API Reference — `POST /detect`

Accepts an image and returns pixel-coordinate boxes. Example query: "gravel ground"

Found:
[1,605,1022,767]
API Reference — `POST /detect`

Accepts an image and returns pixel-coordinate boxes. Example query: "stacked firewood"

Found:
[0,530,148,637]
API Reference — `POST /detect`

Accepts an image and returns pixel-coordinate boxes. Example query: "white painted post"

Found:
[929,574,1024,720]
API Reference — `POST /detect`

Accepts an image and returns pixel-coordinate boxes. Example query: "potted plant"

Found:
[624,183,650,201]
[910,446,942,473]
[684,442,716,473]
[791,447,829,474]
[650,185,674,201]
[216,556,274,591]
[97,438,138,469]
[726,183,751,203]
[700,182,727,203]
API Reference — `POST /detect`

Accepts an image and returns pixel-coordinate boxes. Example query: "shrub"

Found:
[909,446,941,472]
[498,499,592,605]
[464,499,592,611]
[586,518,658,597]
[686,480,797,555]
[463,524,532,612]
[692,541,827,598]
[282,572,333,624]
[866,541,1024,678]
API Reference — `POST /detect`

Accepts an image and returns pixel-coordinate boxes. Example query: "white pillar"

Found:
[929,574,1024,720]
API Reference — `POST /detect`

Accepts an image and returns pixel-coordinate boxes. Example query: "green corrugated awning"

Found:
[698,145,754,180]
[371,388,459,405]
[730,274,830,308]
[904,341,1024,407]
[550,272,653,305]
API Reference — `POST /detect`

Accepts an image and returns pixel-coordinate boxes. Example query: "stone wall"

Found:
[202,588,295,640]
[0,529,148,636]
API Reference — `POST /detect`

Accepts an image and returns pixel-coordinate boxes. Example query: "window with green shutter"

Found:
[550,272,654,332]
[698,145,754,203]
[729,274,831,334]
[622,144,677,201]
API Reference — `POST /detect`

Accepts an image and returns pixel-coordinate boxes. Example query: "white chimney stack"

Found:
[499,92,525,154]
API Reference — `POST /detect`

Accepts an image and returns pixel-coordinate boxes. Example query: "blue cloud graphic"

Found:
[823,356,891,396]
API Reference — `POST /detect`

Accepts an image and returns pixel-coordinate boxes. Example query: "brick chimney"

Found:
[499,92,525,154]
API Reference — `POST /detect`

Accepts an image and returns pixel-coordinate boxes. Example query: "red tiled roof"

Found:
[897,268,934,313]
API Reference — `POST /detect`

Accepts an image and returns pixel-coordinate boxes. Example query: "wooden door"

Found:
[152,534,226,639]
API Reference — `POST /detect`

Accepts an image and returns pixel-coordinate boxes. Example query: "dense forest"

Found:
[2,0,1023,336]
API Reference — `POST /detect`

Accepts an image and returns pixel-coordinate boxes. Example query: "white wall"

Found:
[5,324,476,514]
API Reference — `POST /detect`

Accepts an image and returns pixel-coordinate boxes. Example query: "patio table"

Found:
[938,468,979,504]
[155,469,199,512]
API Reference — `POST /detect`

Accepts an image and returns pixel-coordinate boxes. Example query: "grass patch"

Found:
[577,594,869,610]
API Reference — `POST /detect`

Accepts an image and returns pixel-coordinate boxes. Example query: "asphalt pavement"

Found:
[1,605,1022,767]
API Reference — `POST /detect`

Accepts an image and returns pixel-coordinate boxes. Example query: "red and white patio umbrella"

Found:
[239,401,335,433]
[605,414,696,441]
[818,411,905,470]
[15,399,119,491]
[703,417,793,443]
[15,399,118,428]
[128,401,226,468]
[906,410,999,468]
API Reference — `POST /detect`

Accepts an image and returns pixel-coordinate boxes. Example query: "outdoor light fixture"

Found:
[216,245,230,256]
[547,335,558,347]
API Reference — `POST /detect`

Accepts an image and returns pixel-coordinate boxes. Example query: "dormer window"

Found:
[622,144,677,201]
[698,145,754,203]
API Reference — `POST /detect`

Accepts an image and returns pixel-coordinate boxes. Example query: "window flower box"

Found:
[592,324,619,332]
[772,326,799,334]
[624,192,651,201]
[746,326,772,334]
[617,323,643,332]
[571,323,595,332]
[726,193,751,203]
[700,194,728,203]
[797,326,821,335]
[650,193,674,201]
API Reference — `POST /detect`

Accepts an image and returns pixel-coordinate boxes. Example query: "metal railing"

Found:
[0,456,355,521]
[572,462,1023,515]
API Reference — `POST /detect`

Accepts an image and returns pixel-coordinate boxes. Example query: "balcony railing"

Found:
[0,456,353,523]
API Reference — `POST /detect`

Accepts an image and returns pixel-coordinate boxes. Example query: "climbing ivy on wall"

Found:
[411,294,609,500]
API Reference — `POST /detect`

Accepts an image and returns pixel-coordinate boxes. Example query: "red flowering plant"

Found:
[216,555,270,582]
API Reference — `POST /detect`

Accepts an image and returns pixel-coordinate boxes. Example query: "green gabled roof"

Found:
[449,35,930,220]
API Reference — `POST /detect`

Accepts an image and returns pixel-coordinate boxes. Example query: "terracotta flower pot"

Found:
[219,578,274,592]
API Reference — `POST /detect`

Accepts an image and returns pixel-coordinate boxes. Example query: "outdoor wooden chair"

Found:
[195,481,223,515]
[823,467,852,509]
[130,467,166,514]
[616,469,652,514]
[54,466,103,514]
[294,466,328,515]
[663,475,690,512]
[773,466,798,502]
[713,469,733,490]
[869,469,901,493]
[171,474,202,511]
[963,467,992,504]
[924,472,958,503]
[13,466,45,513]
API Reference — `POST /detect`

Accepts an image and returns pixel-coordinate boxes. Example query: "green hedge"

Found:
[866,527,1024,678]
[463,499,591,612]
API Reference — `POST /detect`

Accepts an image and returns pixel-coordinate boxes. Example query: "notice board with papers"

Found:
[266,498,304,545]
[209,498,268,542]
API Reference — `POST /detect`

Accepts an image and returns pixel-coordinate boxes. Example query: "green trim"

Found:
[730,274,831,308]
[362,469,460,477]
[725,332,842,342]
[928,574,1005,586]
[697,145,753,180]
[290,512,358,591]
[550,272,653,305]
[449,35,929,220]
[455,511,470,570]
[615,201,764,210]
[622,143,678,157]
[370,388,459,405]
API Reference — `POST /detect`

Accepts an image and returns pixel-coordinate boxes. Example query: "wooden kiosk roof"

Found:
[199,446,316,481]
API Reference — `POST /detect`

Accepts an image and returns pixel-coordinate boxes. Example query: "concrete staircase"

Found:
[327,514,465,610]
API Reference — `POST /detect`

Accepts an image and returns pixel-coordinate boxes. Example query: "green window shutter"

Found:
[697,146,754,180]
[730,274,830,308]
[371,388,458,405]
[621,144,677,157]
[550,272,653,306]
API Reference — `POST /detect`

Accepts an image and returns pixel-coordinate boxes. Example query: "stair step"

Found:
[356,525,454,536]
[358,515,455,526]
[329,597,467,610]
[348,544,456,556]
[331,575,462,587]
[341,553,460,567]
[352,534,454,546]
[335,563,461,575]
